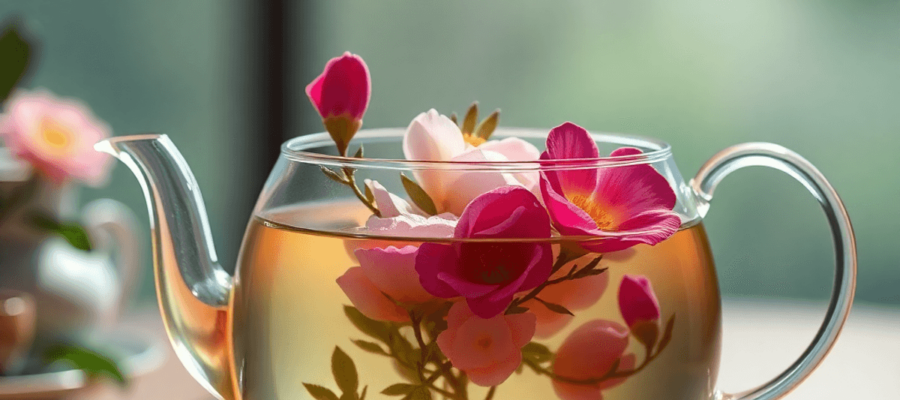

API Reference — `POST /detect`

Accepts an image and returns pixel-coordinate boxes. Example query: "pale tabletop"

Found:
[87,298,900,400]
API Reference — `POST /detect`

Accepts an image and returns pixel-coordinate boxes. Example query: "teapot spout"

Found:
[95,134,236,399]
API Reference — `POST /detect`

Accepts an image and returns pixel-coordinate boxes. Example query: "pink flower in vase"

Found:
[306,52,370,156]
[552,320,637,400]
[524,261,609,338]
[0,89,112,186]
[336,245,433,322]
[403,109,541,215]
[416,186,554,318]
[618,274,661,347]
[539,122,680,253]
[436,301,536,387]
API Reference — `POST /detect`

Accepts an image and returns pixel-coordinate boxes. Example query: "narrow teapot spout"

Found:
[95,134,236,400]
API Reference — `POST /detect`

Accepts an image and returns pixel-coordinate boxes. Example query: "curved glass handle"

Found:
[690,142,857,400]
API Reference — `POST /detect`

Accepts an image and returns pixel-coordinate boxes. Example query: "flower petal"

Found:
[336,267,408,322]
[364,179,417,218]
[441,149,521,216]
[305,52,370,119]
[356,246,432,303]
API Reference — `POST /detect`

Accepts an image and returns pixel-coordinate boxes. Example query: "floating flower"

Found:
[306,52,370,156]
[336,246,433,322]
[0,89,112,185]
[524,263,609,338]
[403,109,540,215]
[416,186,553,318]
[618,274,661,347]
[436,301,536,387]
[539,122,680,253]
[552,320,637,400]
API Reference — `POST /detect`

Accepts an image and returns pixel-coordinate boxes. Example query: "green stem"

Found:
[507,264,607,313]
[484,386,496,400]
[341,167,381,217]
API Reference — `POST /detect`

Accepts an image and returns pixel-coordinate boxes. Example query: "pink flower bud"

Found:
[617,275,660,328]
[305,52,370,155]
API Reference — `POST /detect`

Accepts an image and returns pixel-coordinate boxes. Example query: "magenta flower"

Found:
[618,274,660,328]
[336,246,433,322]
[539,122,680,252]
[0,89,112,186]
[416,186,553,318]
[436,301,536,387]
[305,52,371,155]
[552,320,636,400]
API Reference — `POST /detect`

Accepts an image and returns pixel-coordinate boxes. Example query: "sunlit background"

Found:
[2,0,896,308]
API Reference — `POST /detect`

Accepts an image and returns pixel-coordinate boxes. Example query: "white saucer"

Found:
[0,331,166,399]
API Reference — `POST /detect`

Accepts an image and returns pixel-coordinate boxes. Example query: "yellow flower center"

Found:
[39,118,73,152]
[463,134,486,147]
[566,193,619,231]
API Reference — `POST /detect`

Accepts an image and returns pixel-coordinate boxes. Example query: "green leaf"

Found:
[461,102,479,135]
[521,342,553,363]
[304,383,340,400]
[332,347,359,396]
[473,109,500,139]
[405,386,432,400]
[354,146,364,159]
[657,315,676,352]
[449,112,458,125]
[534,297,573,316]
[363,182,375,203]
[360,386,368,400]
[0,22,33,102]
[352,339,388,356]
[344,306,391,342]
[340,392,357,400]
[30,213,93,251]
[321,166,348,184]
[400,173,437,216]
[506,305,529,315]
[381,383,416,396]
[43,344,127,387]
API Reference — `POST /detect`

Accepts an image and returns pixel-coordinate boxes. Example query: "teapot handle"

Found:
[83,198,142,318]
[690,143,857,400]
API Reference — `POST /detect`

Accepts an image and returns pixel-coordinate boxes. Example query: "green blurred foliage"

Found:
[2,0,897,305]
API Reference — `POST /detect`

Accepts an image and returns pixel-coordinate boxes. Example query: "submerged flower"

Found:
[539,122,680,253]
[306,52,370,155]
[0,89,112,185]
[402,109,540,215]
[436,301,536,387]
[336,246,432,322]
[524,262,609,338]
[618,274,661,347]
[552,320,636,400]
[416,186,553,318]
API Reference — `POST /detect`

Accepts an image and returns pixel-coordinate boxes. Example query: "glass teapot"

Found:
[95,127,855,400]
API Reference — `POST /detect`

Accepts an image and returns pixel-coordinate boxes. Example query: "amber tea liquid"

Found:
[226,201,721,400]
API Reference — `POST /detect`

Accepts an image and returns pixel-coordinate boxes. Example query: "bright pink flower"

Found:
[337,246,432,322]
[306,52,370,155]
[552,320,637,400]
[402,109,541,215]
[539,122,680,252]
[306,52,370,120]
[436,301,536,387]
[524,262,609,338]
[618,275,660,328]
[416,186,553,318]
[0,89,112,185]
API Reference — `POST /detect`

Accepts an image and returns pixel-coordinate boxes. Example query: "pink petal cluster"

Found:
[306,52,370,155]
[618,274,660,328]
[336,246,432,322]
[0,89,112,186]
[436,301,536,387]
[552,320,636,400]
[524,261,609,338]
[539,122,680,252]
[416,186,553,318]
[403,109,540,215]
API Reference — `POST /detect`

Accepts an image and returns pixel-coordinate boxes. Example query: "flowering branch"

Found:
[506,254,606,315]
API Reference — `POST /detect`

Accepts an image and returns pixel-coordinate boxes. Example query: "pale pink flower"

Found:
[336,245,433,322]
[539,122,680,252]
[402,109,540,215]
[552,320,637,400]
[0,89,112,185]
[436,301,536,387]
[524,263,609,338]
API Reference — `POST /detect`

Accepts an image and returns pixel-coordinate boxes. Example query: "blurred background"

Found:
[2,0,895,304]
[0,0,897,398]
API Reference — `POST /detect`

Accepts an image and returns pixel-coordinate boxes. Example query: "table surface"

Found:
[86,298,900,400]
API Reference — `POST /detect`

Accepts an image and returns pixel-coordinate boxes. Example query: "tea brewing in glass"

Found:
[97,126,855,400]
